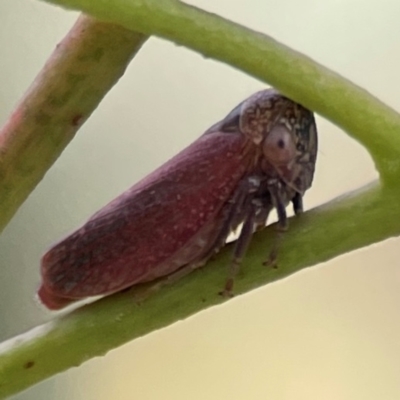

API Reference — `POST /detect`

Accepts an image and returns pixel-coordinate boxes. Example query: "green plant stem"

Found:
[38,0,400,184]
[0,182,399,398]
[0,15,147,233]
[2,1,400,397]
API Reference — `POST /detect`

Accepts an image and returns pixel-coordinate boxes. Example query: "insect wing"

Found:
[39,130,250,309]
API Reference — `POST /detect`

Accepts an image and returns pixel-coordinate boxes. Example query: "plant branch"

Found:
[0,15,147,233]
[1,0,400,397]
[37,0,400,184]
[0,182,399,398]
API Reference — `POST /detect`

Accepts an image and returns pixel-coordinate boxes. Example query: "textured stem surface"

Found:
[38,0,400,183]
[1,182,400,398]
[0,15,147,232]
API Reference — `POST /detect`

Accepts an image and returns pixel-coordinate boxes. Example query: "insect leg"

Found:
[142,175,264,300]
[253,189,273,231]
[222,200,257,296]
[192,175,261,266]
[292,192,303,215]
[268,182,288,231]
[144,176,262,296]
[263,182,288,267]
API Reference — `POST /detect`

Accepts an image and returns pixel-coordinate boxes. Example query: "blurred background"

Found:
[1,0,400,399]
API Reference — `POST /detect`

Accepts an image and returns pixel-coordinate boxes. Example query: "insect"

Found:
[38,88,318,310]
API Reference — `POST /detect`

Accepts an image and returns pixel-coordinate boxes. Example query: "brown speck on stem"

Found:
[24,361,35,369]
[71,114,83,127]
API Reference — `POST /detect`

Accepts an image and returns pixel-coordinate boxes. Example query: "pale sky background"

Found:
[1,0,400,399]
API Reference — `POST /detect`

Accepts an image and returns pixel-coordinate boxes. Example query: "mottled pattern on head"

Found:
[238,89,317,194]
[239,89,287,144]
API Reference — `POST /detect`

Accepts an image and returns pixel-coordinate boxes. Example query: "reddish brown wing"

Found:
[39,130,250,309]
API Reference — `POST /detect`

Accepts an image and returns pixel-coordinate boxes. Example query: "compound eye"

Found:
[263,125,296,165]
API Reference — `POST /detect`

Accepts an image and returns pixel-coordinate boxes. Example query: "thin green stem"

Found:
[1,1,400,397]
[0,15,147,233]
[38,0,400,184]
[0,182,399,398]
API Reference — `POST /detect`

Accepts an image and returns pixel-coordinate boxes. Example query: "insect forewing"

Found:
[39,130,250,309]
